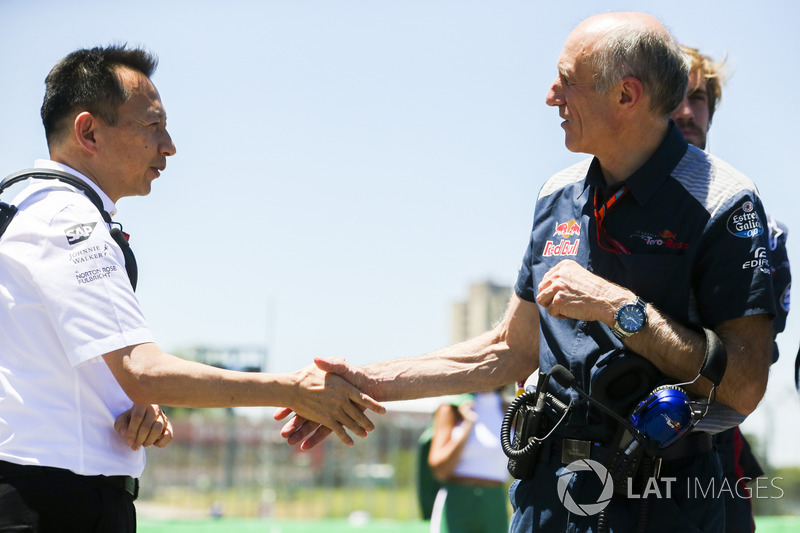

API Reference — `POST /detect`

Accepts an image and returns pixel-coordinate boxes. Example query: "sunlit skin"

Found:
[56,66,177,203]
[543,13,670,184]
[544,27,619,158]
[671,70,710,149]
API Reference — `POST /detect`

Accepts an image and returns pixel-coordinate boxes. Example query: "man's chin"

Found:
[684,133,706,149]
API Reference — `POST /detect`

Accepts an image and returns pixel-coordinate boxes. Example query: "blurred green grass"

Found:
[138,516,800,533]
[139,518,429,533]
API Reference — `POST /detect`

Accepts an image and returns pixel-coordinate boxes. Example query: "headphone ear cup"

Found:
[630,384,694,449]
[590,354,662,416]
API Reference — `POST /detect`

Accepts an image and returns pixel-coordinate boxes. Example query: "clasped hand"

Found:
[275,357,373,450]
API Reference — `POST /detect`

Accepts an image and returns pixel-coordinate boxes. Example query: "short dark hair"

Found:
[41,45,158,146]
[587,26,689,117]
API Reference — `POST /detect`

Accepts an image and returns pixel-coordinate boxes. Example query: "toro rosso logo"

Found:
[633,229,689,250]
[64,222,97,246]
[544,220,581,257]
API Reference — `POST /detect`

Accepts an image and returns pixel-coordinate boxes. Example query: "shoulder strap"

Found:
[0,168,138,291]
[0,168,112,223]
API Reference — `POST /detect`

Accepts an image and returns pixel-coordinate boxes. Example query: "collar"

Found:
[582,120,688,204]
[34,159,118,217]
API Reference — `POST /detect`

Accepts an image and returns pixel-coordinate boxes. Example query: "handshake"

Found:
[273,357,383,450]
[114,356,383,452]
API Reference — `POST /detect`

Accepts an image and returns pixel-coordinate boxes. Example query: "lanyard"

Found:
[593,185,630,254]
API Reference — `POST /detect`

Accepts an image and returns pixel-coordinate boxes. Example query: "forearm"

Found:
[353,294,540,402]
[360,330,535,402]
[623,305,771,415]
[107,343,304,408]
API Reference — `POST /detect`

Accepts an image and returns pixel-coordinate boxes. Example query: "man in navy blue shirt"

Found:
[279,12,776,532]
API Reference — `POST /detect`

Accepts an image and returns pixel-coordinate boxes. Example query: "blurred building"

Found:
[181,345,268,373]
[450,281,512,343]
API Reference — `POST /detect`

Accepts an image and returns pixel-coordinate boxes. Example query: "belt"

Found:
[543,431,713,465]
[0,460,139,500]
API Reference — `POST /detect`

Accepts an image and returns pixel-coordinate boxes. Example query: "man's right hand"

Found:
[276,357,372,450]
[282,359,383,448]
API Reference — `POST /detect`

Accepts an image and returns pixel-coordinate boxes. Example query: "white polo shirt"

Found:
[0,160,153,477]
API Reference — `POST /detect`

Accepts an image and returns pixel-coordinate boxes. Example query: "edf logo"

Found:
[64,222,97,246]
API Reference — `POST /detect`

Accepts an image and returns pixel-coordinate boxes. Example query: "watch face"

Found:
[617,304,646,333]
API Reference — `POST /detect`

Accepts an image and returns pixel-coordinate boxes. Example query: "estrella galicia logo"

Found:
[557,459,614,516]
[64,222,97,246]
[727,201,763,238]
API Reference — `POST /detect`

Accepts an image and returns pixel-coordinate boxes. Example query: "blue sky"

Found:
[1,0,798,467]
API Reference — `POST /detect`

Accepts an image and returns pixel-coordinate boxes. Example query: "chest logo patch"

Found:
[554,219,581,238]
[544,220,581,256]
[64,222,97,246]
[630,229,689,250]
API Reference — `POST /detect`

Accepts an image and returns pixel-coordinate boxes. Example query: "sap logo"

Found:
[64,222,98,246]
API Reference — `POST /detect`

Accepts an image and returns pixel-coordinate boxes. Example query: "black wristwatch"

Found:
[611,297,648,339]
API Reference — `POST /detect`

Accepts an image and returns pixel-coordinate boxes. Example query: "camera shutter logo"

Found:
[557,459,614,516]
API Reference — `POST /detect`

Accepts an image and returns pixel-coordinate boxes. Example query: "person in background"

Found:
[427,390,509,533]
[671,45,791,533]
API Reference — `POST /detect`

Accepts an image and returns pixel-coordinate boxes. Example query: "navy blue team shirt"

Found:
[514,121,776,443]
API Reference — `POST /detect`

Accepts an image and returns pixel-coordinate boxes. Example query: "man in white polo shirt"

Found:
[0,45,384,532]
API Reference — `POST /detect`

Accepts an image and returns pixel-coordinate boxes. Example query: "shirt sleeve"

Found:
[768,217,791,338]
[514,220,537,303]
[19,200,153,367]
[693,193,776,326]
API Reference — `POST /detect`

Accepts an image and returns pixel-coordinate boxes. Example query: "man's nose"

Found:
[671,97,693,121]
[546,77,564,107]
[161,129,177,157]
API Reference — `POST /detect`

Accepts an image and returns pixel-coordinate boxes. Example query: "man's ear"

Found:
[617,76,644,110]
[73,112,99,154]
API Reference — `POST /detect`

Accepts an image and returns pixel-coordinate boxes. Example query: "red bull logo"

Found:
[543,239,580,257]
[660,230,677,240]
[554,219,581,238]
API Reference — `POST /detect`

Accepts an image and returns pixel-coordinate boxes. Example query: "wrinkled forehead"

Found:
[557,32,593,73]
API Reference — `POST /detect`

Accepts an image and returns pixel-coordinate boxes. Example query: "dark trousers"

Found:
[0,461,136,532]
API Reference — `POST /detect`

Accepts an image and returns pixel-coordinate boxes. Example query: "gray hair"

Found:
[587,26,690,117]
